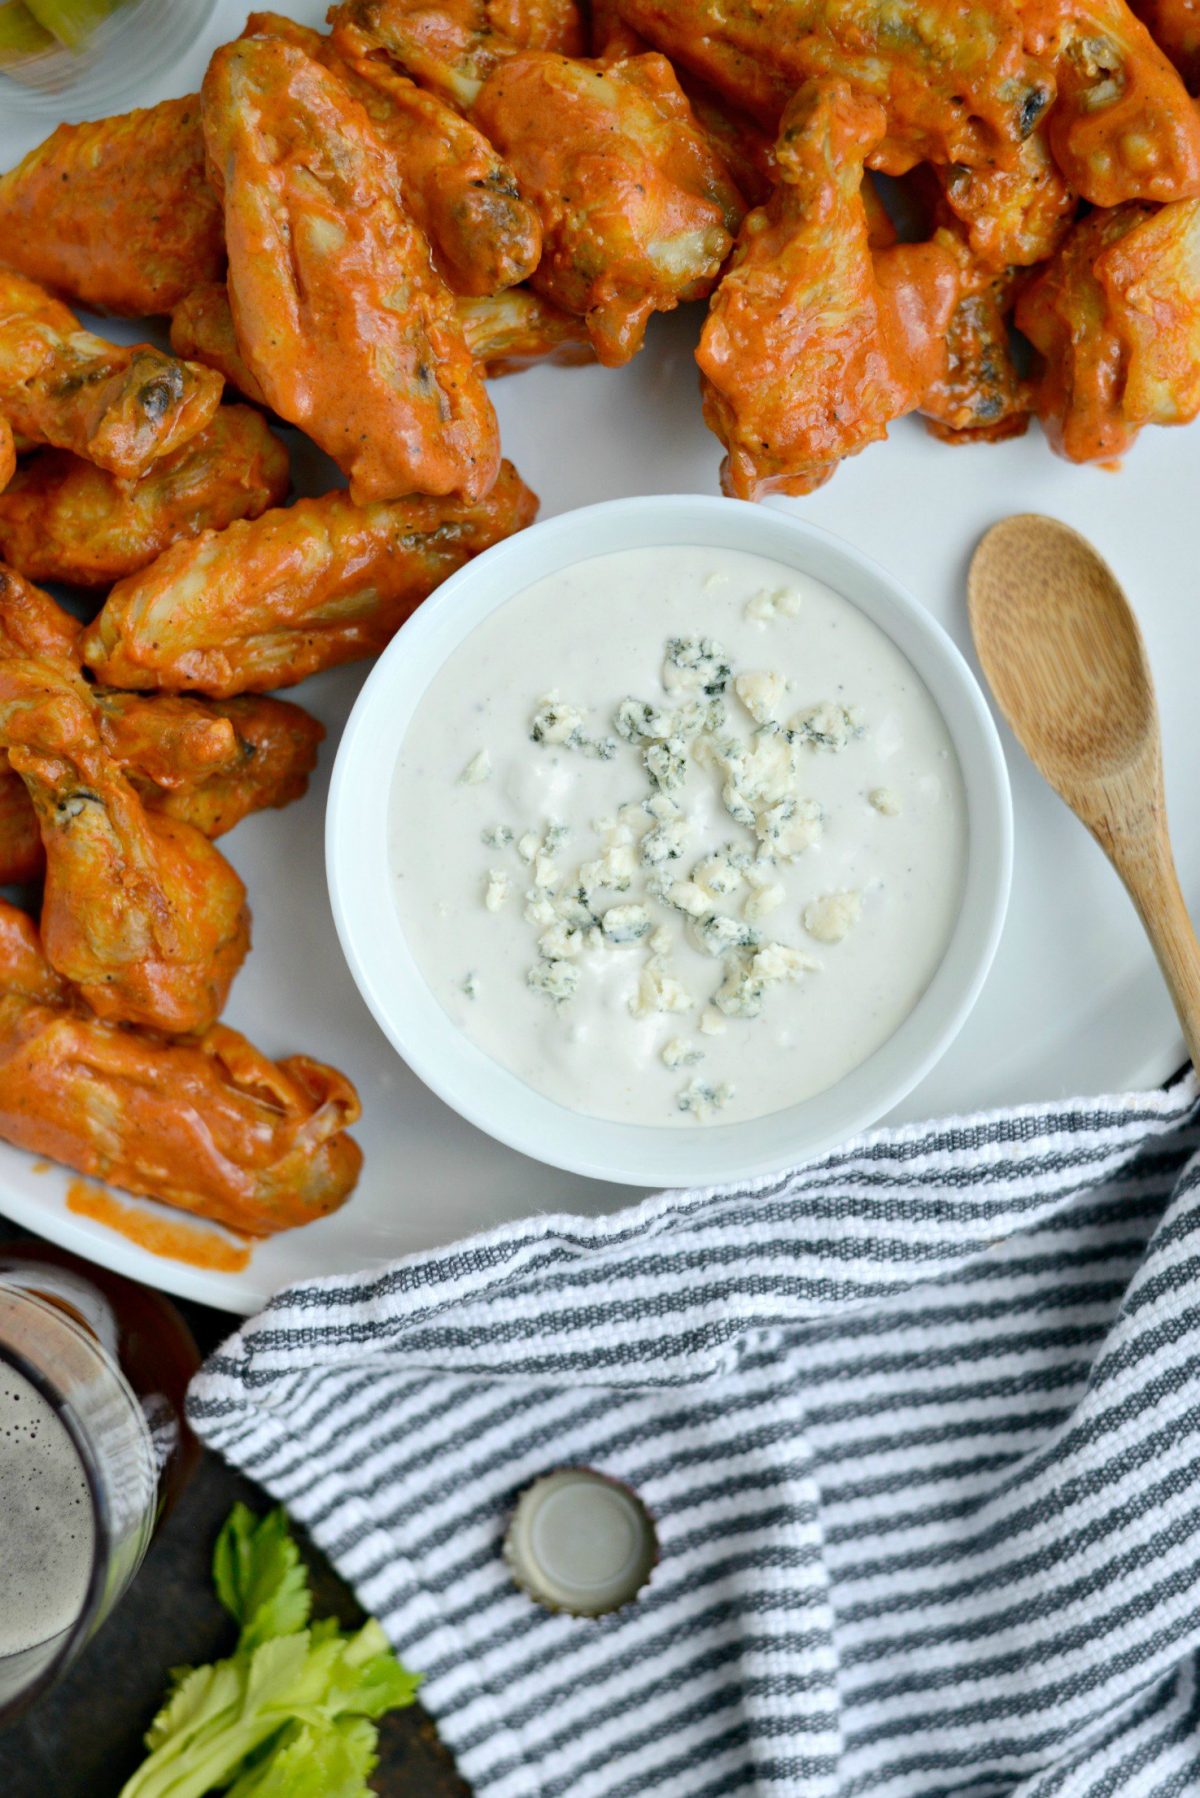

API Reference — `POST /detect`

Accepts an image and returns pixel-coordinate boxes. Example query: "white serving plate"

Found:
[0,1,1194,1312]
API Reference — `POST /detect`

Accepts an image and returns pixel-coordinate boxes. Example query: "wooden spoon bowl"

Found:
[969,513,1200,1070]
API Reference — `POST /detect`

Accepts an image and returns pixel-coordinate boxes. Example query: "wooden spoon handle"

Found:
[1109,825,1200,1072]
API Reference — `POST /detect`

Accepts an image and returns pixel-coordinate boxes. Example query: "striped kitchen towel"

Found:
[189,1073,1200,1798]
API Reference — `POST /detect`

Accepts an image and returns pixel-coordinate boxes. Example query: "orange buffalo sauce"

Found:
[66,1182,252,1273]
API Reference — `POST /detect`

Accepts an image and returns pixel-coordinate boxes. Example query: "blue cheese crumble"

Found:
[471,632,873,1118]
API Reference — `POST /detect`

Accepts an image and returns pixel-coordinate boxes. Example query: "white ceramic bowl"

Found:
[327,496,1012,1189]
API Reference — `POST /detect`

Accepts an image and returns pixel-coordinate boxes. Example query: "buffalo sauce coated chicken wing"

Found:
[246,13,541,296]
[0,269,224,482]
[82,461,539,696]
[0,98,225,317]
[1016,197,1200,461]
[0,419,12,493]
[697,83,913,500]
[611,0,1055,172]
[1022,0,1200,203]
[875,231,1033,442]
[0,566,249,1034]
[0,902,361,1236]
[201,37,500,503]
[472,52,744,364]
[0,406,290,588]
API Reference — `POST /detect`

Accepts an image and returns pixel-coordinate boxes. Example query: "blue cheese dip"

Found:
[388,545,967,1127]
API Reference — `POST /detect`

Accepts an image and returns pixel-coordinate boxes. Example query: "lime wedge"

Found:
[24,0,124,51]
[0,1,55,61]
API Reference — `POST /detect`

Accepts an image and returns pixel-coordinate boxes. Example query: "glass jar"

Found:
[0,0,216,124]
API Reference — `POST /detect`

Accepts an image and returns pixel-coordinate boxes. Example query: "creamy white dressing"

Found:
[388,545,967,1127]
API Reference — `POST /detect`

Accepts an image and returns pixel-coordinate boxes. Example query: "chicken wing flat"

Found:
[82,460,538,696]
[202,37,499,503]
[329,0,583,105]
[1022,0,1200,203]
[0,406,289,588]
[246,13,539,297]
[0,268,224,481]
[934,131,1077,267]
[0,418,12,492]
[472,51,743,364]
[0,901,361,1235]
[697,82,913,500]
[0,97,225,317]
[1016,197,1200,461]
[611,0,1054,174]
[0,564,249,1033]
[1131,0,1200,90]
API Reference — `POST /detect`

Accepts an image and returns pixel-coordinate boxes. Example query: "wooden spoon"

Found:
[969,513,1200,1070]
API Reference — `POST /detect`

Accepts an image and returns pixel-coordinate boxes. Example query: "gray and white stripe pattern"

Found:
[190,1075,1200,1797]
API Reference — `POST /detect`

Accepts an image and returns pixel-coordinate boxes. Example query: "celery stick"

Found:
[24,0,124,52]
[0,0,54,61]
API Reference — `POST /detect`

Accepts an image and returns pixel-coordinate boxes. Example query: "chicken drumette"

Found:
[0,901,361,1236]
[1016,196,1200,461]
[697,82,913,499]
[201,35,500,502]
[82,461,539,696]
[0,406,290,588]
[0,566,250,1034]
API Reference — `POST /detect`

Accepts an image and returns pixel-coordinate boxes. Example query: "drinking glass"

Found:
[0,1247,200,1725]
[0,0,216,123]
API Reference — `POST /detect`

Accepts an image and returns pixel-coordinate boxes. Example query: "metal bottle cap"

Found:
[504,1467,658,1617]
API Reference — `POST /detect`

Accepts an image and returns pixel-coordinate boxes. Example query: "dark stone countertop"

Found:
[0,1272,470,1798]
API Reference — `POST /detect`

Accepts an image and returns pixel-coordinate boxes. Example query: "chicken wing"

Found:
[0,268,224,481]
[82,461,539,696]
[0,97,225,317]
[202,37,499,503]
[1131,0,1200,91]
[0,406,290,588]
[472,51,743,363]
[246,13,541,296]
[697,82,913,500]
[876,231,1032,442]
[1016,196,1200,461]
[0,564,249,1033]
[1022,0,1200,203]
[0,691,324,883]
[0,901,360,1235]
[0,418,12,492]
[610,0,1054,174]
[934,131,1077,267]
